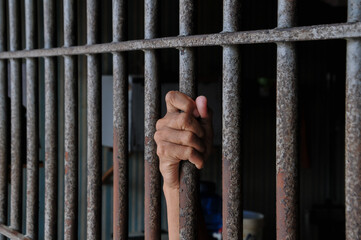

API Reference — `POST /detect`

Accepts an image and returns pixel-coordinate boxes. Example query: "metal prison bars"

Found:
[0,0,358,239]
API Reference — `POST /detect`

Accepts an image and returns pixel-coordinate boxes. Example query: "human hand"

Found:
[154,91,213,190]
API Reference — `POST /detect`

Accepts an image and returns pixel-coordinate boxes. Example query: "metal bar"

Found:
[64,0,78,239]
[25,0,38,238]
[0,224,32,240]
[112,0,128,239]
[1,22,361,59]
[222,0,242,239]
[44,0,57,239]
[178,0,197,239]
[276,0,299,240]
[87,0,101,239]
[144,0,161,239]
[9,0,22,232]
[346,1,361,239]
[0,1,8,238]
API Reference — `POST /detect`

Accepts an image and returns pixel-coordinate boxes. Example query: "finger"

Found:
[154,127,205,153]
[195,96,209,119]
[158,141,205,169]
[165,91,199,117]
[156,112,205,138]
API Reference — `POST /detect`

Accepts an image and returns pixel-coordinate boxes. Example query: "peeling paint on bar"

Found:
[276,0,299,239]
[144,0,161,239]
[44,0,58,238]
[86,1,102,239]
[112,0,129,239]
[64,0,78,239]
[9,0,22,232]
[222,0,242,239]
[346,1,361,239]
[179,0,198,239]
[0,1,8,240]
[1,22,361,59]
[25,0,39,239]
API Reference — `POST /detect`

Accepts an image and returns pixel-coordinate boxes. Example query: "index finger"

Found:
[165,91,199,116]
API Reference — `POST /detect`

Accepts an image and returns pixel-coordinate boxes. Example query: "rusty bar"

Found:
[9,0,22,232]
[0,224,32,240]
[178,0,197,239]
[222,0,242,239]
[346,1,361,239]
[86,0,101,239]
[25,0,38,238]
[276,0,299,240]
[144,0,161,239]
[0,0,8,238]
[112,0,128,239]
[1,22,361,59]
[64,0,78,239]
[44,0,57,239]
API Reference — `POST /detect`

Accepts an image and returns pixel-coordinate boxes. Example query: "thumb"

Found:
[195,96,209,119]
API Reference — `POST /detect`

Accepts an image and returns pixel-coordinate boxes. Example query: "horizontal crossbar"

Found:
[0,224,32,240]
[0,22,360,59]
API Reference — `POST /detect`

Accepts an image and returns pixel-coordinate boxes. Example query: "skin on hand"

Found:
[154,90,213,190]
[154,91,213,240]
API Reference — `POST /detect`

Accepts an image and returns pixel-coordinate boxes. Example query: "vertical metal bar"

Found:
[112,0,128,239]
[0,0,7,238]
[87,0,101,239]
[25,0,38,238]
[9,0,22,232]
[346,1,361,239]
[222,0,242,239]
[144,0,161,239]
[44,0,57,238]
[276,1,298,240]
[178,1,197,239]
[64,0,78,239]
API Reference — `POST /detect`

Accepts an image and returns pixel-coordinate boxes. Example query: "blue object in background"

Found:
[200,181,222,233]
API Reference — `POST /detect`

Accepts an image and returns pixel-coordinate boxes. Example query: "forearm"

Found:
[164,185,180,240]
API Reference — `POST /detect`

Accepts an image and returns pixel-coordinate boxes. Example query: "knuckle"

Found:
[156,144,166,157]
[185,131,194,143]
[165,91,176,104]
[154,131,161,143]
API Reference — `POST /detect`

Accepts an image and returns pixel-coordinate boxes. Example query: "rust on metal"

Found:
[87,0,102,239]
[64,0,78,239]
[0,224,32,240]
[144,0,161,239]
[222,0,242,239]
[346,1,361,239]
[1,22,361,59]
[25,0,39,239]
[9,0,22,232]
[276,1,299,238]
[179,0,198,239]
[113,0,129,239]
[44,0,58,238]
[0,1,8,239]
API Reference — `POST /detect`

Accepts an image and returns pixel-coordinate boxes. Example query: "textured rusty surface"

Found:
[87,1,101,239]
[222,0,242,239]
[0,1,8,239]
[113,0,129,239]
[0,224,32,240]
[44,0,57,239]
[276,1,299,239]
[276,42,299,240]
[1,22,361,59]
[179,1,198,239]
[222,46,242,240]
[346,1,361,239]
[25,0,38,239]
[144,51,161,240]
[64,0,78,239]
[9,0,22,232]
[144,1,161,239]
